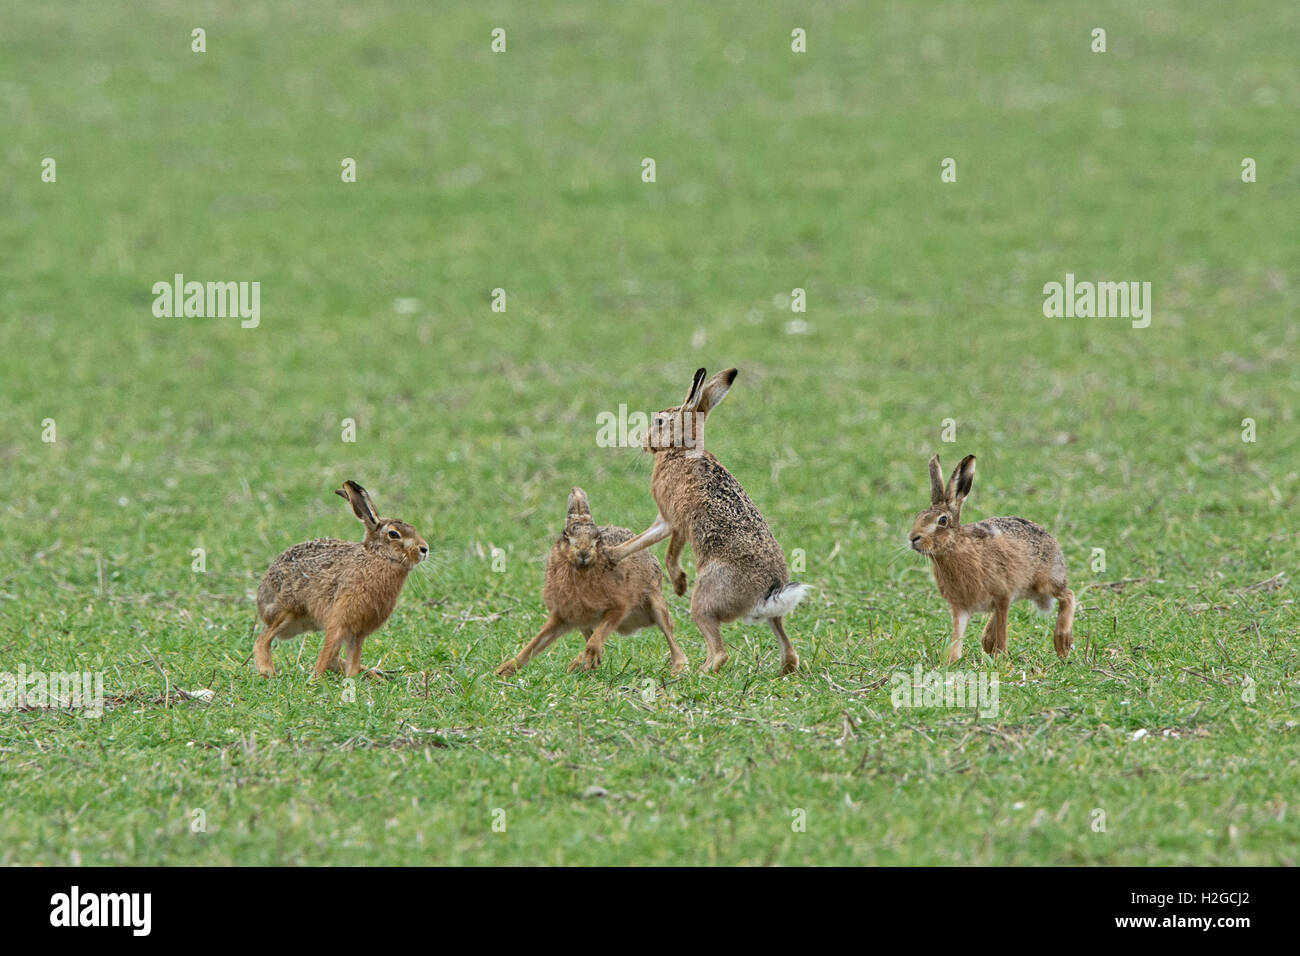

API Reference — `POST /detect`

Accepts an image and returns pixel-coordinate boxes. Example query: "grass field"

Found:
[1,2,1297,865]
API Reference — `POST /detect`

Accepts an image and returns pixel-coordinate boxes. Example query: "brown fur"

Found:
[608,368,804,674]
[253,481,428,679]
[910,454,1074,664]
[496,487,686,676]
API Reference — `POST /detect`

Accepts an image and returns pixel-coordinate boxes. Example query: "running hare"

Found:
[910,454,1074,664]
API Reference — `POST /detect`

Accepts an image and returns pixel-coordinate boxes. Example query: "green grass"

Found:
[1,1,1297,865]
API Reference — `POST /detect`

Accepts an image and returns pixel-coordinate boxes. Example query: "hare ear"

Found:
[337,480,379,530]
[695,368,737,415]
[947,455,976,505]
[928,455,946,505]
[682,368,707,408]
[566,487,590,520]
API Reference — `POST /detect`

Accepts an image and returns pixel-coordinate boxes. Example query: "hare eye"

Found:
[388,529,400,539]
[937,515,949,526]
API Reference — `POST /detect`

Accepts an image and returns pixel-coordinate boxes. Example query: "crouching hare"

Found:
[496,488,687,676]
[254,481,428,679]
[910,454,1074,664]
[608,368,809,675]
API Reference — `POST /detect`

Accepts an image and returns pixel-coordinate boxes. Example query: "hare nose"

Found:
[418,545,428,555]
[909,534,922,544]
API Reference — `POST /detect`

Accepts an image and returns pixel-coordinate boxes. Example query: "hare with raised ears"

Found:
[910,454,1074,665]
[608,368,809,675]
[496,488,687,676]
[253,481,428,679]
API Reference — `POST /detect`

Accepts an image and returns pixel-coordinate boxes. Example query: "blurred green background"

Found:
[0,1,1296,864]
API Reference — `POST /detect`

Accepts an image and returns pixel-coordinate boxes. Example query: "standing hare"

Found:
[910,454,1074,664]
[496,488,687,676]
[253,481,428,679]
[608,368,808,675]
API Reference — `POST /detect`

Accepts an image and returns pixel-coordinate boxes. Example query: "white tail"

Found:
[743,583,810,623]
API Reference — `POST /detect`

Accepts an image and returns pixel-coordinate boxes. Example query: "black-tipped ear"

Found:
[696,368,737,415]
[338,480,379,529]
[683,367,707,408]
[949,455,976,504]
[928,455,946,505]
[567,486,590,519]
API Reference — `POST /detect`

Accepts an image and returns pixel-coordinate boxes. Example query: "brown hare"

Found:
[496,488,687,676]
[608,368,808,675]
[253,481,428,679]
[910,454,1074,665]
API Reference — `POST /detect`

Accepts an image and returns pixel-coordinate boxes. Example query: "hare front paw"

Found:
[700,651,729,673]
[567,646,603,672]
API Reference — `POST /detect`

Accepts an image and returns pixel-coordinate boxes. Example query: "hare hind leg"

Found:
[253,611,314,677]
[691,564,750,674]
[769,616,799,675]
[253,615,287,677]
[693,611,728,673]
[1052,586,1075,658]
